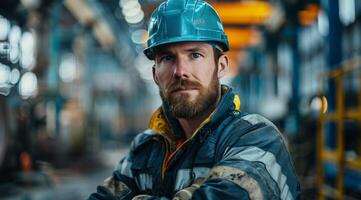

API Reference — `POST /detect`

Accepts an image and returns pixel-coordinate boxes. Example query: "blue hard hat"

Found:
[143,0,229,60]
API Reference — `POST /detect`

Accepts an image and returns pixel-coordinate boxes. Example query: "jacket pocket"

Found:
[131,142,161,192]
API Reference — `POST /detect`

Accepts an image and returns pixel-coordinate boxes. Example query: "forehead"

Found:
[155,41,213,54]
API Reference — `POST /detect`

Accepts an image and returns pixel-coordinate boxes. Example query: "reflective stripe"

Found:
[139,173,153,190]
[144,129,156,135]
[223,146,293,200]
[207,166,263,200]
[242,114,279,132]
[174,167,209,190]
[131,130,156,150]
[115,158,133,178]
[132,194,152,200]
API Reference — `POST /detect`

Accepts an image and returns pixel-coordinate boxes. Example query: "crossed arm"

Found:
[89,126,299,200]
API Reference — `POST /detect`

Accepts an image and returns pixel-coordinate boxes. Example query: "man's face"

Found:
[152,42,227,119]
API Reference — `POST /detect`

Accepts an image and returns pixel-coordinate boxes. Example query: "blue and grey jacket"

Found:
[89,86,300,200]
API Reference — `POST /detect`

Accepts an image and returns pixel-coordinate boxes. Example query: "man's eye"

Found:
[160,55,173,62]
[191,53,202,59]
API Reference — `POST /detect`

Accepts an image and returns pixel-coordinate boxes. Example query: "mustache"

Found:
[167,79,202,93]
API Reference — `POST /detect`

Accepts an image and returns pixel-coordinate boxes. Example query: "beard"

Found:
[159,70,220,119]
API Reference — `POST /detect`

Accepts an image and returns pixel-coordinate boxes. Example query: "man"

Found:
[89,0,300,199]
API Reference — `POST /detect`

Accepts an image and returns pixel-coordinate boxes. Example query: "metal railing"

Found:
[317,57,361,200]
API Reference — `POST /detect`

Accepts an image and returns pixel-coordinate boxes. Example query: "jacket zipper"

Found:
[160,114,213,182]
[161,136,170,180]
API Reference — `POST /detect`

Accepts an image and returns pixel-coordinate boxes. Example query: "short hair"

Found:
[213,46,224,65]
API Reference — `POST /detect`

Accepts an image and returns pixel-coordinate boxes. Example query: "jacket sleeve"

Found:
[183,114,300,200]
[88,132,148,200]
[88,152,139,200]
[88,131,172,200]
[88,153,172,200]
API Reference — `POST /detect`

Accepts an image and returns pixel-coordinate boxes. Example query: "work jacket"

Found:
[89,86,300,200]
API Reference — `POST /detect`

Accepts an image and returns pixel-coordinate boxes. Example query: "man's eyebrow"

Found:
[155,46,207,55]
[185,47,206,52]
[155,49,173,55]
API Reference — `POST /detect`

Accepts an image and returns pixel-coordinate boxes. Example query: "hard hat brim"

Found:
[143,37,229,60]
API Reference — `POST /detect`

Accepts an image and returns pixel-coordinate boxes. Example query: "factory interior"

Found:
[0,0,361,199]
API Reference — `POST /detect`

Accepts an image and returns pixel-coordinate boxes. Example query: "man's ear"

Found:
[217,54,228,79]
[152,64,159,85]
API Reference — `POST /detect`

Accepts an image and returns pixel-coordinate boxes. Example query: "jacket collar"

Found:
[148,85,241,141]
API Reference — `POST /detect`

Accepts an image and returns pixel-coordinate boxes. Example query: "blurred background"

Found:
[0,0,360,199]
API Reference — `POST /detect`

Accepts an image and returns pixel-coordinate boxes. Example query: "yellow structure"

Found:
[317,57,361,199]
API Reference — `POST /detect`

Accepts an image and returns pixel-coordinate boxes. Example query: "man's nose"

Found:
[173,57,190,79]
